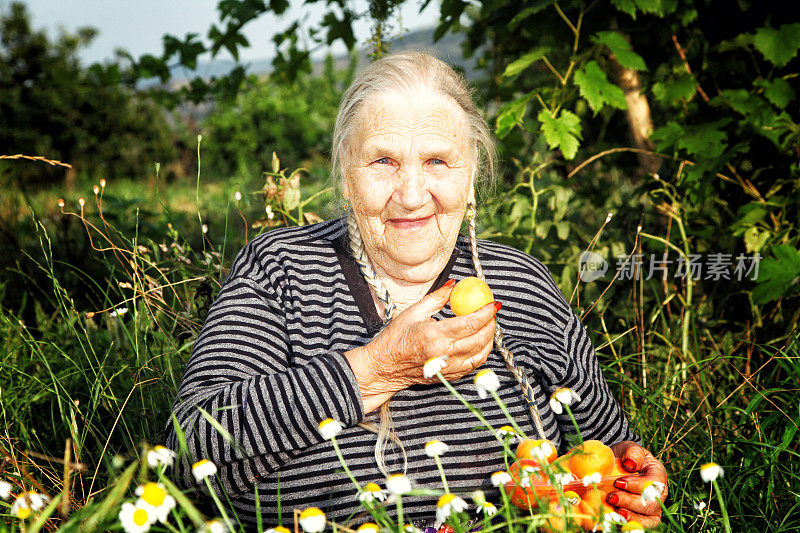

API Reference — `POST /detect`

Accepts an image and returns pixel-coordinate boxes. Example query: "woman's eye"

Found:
[375,157,391,165]
[429,158,446,165]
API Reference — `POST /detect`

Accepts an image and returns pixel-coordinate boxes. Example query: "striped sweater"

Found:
[165,217,638,530]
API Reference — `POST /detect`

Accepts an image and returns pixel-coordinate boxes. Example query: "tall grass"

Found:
[0,148,798,532]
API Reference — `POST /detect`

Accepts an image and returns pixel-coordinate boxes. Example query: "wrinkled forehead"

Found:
[349,87,472,156]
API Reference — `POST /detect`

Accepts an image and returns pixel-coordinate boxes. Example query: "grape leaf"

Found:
[538,109,582,160]
[502,48,550,80]
[652,73,696,103]
[756,78,795,109]
[677,120,731,159]
[611,0,638,18]
[574,61,627,113]
[650,122,685,151]
[754,23,800,67]
[495,94,532,139]
[752,245,800,304]
[594,31,647,71]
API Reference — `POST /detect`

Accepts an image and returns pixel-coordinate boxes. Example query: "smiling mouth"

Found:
[388,215,433,229]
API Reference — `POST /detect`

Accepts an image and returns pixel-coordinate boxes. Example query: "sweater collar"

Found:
[332,217,462,335]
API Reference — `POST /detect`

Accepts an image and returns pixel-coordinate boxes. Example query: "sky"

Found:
[12,0,440,65]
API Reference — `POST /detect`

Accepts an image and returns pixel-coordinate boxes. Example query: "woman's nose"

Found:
[393,165,430,210]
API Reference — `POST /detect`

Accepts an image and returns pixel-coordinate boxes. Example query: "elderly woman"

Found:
[166,50,667,530]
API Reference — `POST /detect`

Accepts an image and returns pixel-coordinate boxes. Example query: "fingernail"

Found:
[617,509,630,521]
[622,458,637,472]
[444,279,457,288]
[613,479,628,490]
[494,302,502,312]
[606,493,620,506]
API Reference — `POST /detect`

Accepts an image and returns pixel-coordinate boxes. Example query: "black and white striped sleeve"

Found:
[165,257,365,495]
[559,310,640,446]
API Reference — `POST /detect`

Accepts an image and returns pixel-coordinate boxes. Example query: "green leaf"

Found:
[744,227,770,254]
[652,73,696,103]
[713,89,763,115]
[508,2,549,32]
[752,245,800,304]
[502,48,550,80]
[676,120,730,159]
[594,31,647,70]
[650,121,685,151]
[495,93,533,139]
[754,23,800,67]
[538,109,582,160]
[574,60,627,113]
[611,0,638,18]
[321,10,356,49]
[756,78,795,108]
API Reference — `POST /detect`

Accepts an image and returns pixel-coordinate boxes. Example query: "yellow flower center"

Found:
[300,507,324,518]
[499,425,515,434]
[193,459,209,468]
[141,483,166,507]
[274,527,291,533]
[133,508,149,526]
[17,507,31,519]
[363,483,381,492]
[437,493,456,508]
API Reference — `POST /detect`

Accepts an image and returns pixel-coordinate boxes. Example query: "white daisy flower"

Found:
[299,507,326,533]
[549,387,581,415]
[700,462,724,483]
[110,307,129,318]
[135,482,176,523]
[234,191,242,202]
[563,491,581,506]
[0,479,12,499]
[496,425,519,441]
[146,445,176,468]
[519,465,545,488]
[693,500,707,511]
[581,472,602,486]
[621,521,644,533]
[198,519,228,533]
[318,418,343,440]
[385,474,412,496]
[356,523,380,533]
[600,511,627,532]
[11,491,49,519]
[425,440,449,458]
[423,356,447,378]
[490,471,511,487]
[474,369,500,398]
[641,480,664,503]
[202,224,208,234]
[358,482,387,503]
[264,527,291,533]
[402,525,422,533]
[435,493,468,527]
[119,501,155,533]
[476,501,497,517]
[530,441,557,463]
[551,471,576,487]
[192,459,218,482]
[471,489,486,506]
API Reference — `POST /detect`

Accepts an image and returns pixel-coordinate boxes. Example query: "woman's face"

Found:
[344,87,474,284]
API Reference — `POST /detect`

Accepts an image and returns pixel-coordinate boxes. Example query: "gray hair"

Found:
[333,50,544,480]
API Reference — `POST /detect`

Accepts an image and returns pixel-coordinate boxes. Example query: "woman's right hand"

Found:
[344,280,500,414]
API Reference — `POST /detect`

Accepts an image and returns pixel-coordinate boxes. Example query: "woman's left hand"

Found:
[607,441,668,527]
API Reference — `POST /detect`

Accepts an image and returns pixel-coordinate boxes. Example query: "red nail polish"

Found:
[614,479,628,490]
[622,458,637,472]
[494,302,502,312]
[606,493,620,506]
[617,509,630,521]
[444,279,457,288]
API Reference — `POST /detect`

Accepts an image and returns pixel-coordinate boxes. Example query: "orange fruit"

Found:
[538,501,589,533]
[516,439,558,464]
[449,277,494,316]
[504,459,557,510]
[567,440,615,480]
[610,457,628,477]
